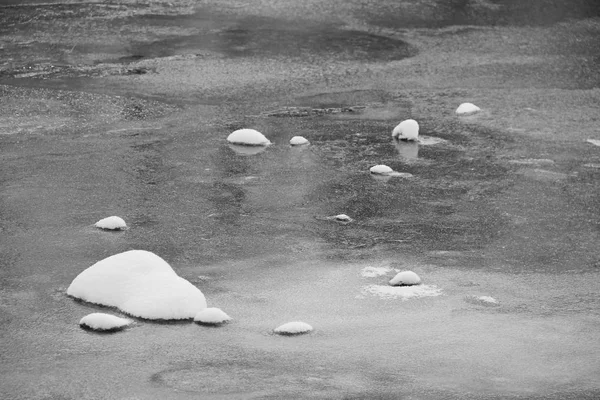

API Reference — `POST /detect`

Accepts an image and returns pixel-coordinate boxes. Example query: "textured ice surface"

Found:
[360,284,442,300]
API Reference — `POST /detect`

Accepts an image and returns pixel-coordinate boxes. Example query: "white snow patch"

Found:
[67,250,207,320]
[290,136,310,146]
[95,216,127,230]
[587,139,600,147]
[456,103,481,115]
[274,321,313,335]
[389,270,422,286]
[370,165,394,175]
[79,313,131,331]
[392,119,419,141]
[361,266,394,278]
[194,307,232,325]
[465,295,499,306]
[361,284,442,300]
[227,129,271,146]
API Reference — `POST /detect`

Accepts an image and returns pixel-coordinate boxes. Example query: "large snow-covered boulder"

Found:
[227,129,271,146]
[79,313,132,332]
[392,119,419,141]
[67,250,207,320]
[95,216,127,230]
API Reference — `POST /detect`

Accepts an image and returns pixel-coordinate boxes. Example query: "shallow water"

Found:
[1,1,600,399]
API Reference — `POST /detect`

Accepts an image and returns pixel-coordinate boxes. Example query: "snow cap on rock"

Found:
[456,103,481,115]
[194,307,232,325]
[290,136,310,146]
[79,313,131,332]
[95,216,127,230]
[370,165,394,175]
[67,250,207,320]
[392,119,419,141]
[274,321,313,335]
[389,270,422,286]
[227,129,271,146]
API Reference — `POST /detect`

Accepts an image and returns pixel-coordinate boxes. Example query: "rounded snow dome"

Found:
[290,136,310,146]
[389,271,422,286]
[95,216,127,230]
[456,103,481,115]
[79,313,132,332]
[194,308,232,325]
[274,321,313,335]
[392,119,419,141]
[370,165,394,175]
[227,129,271,146]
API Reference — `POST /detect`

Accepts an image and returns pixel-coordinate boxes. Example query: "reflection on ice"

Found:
[394,140,419,159]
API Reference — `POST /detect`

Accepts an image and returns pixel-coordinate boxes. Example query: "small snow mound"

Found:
[464,295,499,307]
[67,250,207,320]
[194,308,232,325]
[361,266,393,278]
[227,129,271,146]
[456,103,481,115]
[290,136,310,146]
[586,139,600,147]
[361,284,441,300]
[389,271,421,286]
[329,214,353,223]
[370,165,394,175]
[274,321,313,335]
[392,119,419,141]
[95,216,127,230]
[79,313,131,332]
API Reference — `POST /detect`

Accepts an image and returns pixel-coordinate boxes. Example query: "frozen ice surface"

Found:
[370,165,394,175]
[389,271,422,286]
[94,216,127,230]
[290,136,310,146]
[194,308,232,325]
[226,129,271,146]
[79,313,131,332]
[361,266,394,278]
[586,139,600,147]
[274,321,313,335]
[392,119,419,141]
[456,103,481,115]
[67,250,207,320]
[361,284,442,300]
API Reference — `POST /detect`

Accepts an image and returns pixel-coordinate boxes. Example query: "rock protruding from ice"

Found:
[456,103,481,115]
[587,139,600,147]
[290,136,310,146]
[67,250,207,320]
[326,214,354,224]
[392,119,419,141]
[389,271,422,286]
[274,321,313,335]
[370,165,394,175]
[95,216,127,230]
[79,313,132,332]
[194,307,232,325]
[227,129,271,146]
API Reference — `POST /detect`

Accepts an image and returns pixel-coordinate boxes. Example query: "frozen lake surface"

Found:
[1,1,600,399]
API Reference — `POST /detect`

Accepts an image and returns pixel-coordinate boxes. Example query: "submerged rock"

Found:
[392,119,419,141]
[194,308,232,325]
[455,103,481,115]
[79,313,131,332]
[274,321,313,335]
[389,271,422,286]
[94,216,127,230]
[227,129,271,146]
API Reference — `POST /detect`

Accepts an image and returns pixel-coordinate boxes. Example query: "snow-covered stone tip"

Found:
[325,214,354,223]
[94,216,127,231]
[369,165,413,178]
[227,129,271,146]
[194,308,232,326]
[464,295,499,307]
[290,136,310,146]
[389,271,421,286]
[274,321,313,336]
[67,250,207,320]
[79,313,132,332]
[456,103,481,115]
[392,119,419,141]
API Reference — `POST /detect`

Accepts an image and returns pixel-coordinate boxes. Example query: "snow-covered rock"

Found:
[370,165,394,175]
[392,119,419,141]
[67,250,207,320]
[95,216,127,230]
[79,313,131,332]
[389,271,421,286]
[290,136,310,146]
[274,321,313,335]
[194,308,232,325]
[456,103,481,115]
[227,129,271,146]
[587,139,600,147]
[464,295,499,307]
